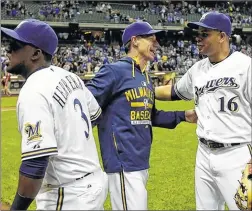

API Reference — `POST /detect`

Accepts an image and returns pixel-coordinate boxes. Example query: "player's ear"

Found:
[31,49,43,61]
[219,32,226,43]
[131,36,139,47]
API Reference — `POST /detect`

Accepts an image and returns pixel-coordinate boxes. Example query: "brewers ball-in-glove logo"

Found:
[24,121,43,144]
[199,12,211,22]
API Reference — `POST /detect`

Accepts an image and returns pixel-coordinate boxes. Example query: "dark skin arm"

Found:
[10,172,44,210]
[17,173,43,198]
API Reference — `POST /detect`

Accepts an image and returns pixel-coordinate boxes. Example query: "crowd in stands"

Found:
[135,1,252,26]
[37,0,81,20]
[2,36,251,77]
[1,0,252,26]
[1,0,34,18]
[1,0,81,20]
[1,1,252,77]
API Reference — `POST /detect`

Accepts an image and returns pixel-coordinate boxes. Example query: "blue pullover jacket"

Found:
[87,57,185,173]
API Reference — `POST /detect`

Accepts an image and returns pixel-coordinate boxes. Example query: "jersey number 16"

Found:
[219,96,239,112]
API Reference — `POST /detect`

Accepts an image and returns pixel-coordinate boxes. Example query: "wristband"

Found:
[10,192,33,210]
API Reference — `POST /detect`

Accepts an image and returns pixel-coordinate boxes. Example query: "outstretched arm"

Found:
[155,85,184,101]
[155,67,195,101]
[152,102,197,129]
[86,65,116,109]
[155,85,173,101]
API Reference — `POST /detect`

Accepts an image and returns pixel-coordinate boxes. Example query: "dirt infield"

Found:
[0,203,10,210]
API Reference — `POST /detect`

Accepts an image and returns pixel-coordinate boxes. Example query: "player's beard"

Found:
[7,61,30,78]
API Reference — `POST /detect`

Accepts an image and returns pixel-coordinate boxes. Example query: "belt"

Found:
[199,138,240,149]
[76,172,92,181]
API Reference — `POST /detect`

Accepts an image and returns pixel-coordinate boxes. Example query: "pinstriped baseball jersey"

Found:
[17,65,102,185]
[175,52,251,144]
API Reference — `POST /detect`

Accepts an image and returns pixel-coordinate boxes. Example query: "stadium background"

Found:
[1,0,251,210]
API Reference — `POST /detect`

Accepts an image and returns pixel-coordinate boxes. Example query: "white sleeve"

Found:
[174,66,194,100]
[84,86,102,122]
[245,61,252,104]
[17,91,58,161]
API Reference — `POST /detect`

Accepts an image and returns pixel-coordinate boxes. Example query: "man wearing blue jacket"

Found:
[87,21,197,210]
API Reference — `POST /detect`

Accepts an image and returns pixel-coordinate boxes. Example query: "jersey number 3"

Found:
[74,98,90,139]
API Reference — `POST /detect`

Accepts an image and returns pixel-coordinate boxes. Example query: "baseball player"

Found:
[3,72,11,96]
[155,12,252,210]
[87,21,197,210]
[1,19,108,210]
[1,58,12,96]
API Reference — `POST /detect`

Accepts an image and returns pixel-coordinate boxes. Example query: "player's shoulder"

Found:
[194,57,209,67]
[30,65,79,81]
[186,57,208,74]
[20,66,66,94]
[103,59,130,71]
[49,65,85,88]
[231,51,251,63]
[99,62,116,72]
[27,65,64,79]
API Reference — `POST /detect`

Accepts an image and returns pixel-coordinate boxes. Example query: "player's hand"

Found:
[185,109,197,123]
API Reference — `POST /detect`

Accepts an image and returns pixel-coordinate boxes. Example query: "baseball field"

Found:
[1,96,197,210]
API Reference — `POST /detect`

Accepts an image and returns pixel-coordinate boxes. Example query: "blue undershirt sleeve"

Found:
[19,156,49,179]
[171,85,183,101]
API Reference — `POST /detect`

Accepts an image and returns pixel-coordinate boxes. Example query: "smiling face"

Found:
[131,34,160,62]
[195,27,226,57]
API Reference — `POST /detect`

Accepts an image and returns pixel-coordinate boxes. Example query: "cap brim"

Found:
[1,27,29,43]
[145,29,163,35]
[187,22,217,30]
[123,29,163,45]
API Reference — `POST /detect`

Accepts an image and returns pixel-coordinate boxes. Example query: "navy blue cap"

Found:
[1,19,58,55]
[187,12,232,36]
[122,21,162,45]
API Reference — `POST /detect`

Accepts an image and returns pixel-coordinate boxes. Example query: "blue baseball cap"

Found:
[122,21,162,45]
[187,12,232,37]
[1,19,58,55]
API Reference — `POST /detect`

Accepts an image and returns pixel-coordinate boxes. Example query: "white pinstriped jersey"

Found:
[175,51,251,144]
[17,65,102,185]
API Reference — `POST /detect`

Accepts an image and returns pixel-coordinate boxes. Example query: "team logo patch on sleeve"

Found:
[24,121,43,143]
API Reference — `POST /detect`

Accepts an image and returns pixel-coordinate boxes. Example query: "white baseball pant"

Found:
[195,142,252,210]
[36,170,108,210]
[108,169,149,210]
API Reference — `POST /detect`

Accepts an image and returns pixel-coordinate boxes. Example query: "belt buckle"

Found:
[207,141,211,148]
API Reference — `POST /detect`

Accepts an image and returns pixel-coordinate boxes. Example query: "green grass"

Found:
[1,96,18,108]
[1,97,197,210]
